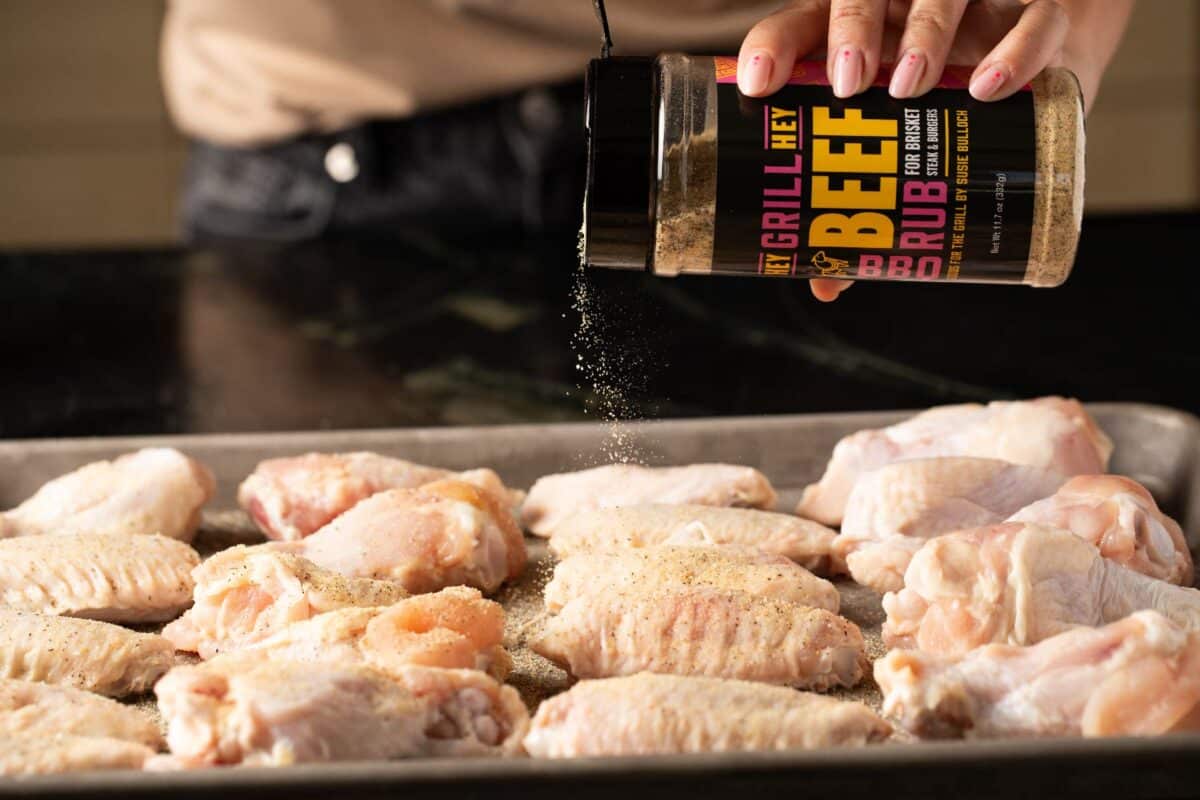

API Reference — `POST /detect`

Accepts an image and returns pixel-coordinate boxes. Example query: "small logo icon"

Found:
[810,250,849,277]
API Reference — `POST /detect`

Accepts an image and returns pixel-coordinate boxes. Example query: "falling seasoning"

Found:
[582,54,1084,287]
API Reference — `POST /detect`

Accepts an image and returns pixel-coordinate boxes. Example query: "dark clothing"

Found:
[181,81,586,243]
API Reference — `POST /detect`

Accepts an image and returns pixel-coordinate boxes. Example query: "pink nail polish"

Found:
[969,63,1012,100]
[889,49,926,98]
[832,47,863,98]
[739,50,773,96]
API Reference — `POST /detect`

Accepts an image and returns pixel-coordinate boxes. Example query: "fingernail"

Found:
[832,47,863,98]
[739,51,773,95]
[969,62,1012,101]
[889,49,926,98]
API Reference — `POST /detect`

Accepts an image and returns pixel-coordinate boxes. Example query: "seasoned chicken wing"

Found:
[242,587,510,677]
[0,448,214,543]
[877,611,1200,739]
[162,547,407,658]
[533,587,865,690]
[547,504,835,572]
[0,532,198,623]
[798,397,1112,526]
[238,451,521,541]
[883,523,1200,656]
[155,658,526,766]
[278,479,526,594]
[521,463,777,536]
[525,673,890,757]
[836,458,1064,593]
[0,735,153,776]
[0,678,163,748]
[544,546,839,614]
[0,609,175,697]
[1009,475,1193,585]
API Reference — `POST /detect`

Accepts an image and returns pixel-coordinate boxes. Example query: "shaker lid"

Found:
[583,57,654,271]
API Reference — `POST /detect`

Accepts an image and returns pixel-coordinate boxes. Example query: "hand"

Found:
[737,0,1132,302]
[739,0,1078,103]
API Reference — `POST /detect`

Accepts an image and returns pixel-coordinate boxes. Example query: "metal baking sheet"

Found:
[2,403,1200,798]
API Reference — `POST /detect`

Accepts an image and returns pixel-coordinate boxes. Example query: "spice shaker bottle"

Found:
[583,54,1084,287]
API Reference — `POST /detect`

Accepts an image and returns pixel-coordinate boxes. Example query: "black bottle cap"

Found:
[583,57,654,271]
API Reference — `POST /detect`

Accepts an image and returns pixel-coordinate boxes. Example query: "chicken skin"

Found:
[380,664,529,757]
[797,397,1112,526]
[241,587,510,677]
[0,532,198,623]
[155,658,527,766]
[155,658,432,767]
[544,546,840,614]
[0,678,163,748]
[836,458,1065,593]
[0,735,154,776]
[876,611,1200,739]
[238,451,520,541]
[883,523,1200,656]
[0,609,175,697]
[162,547,407,658]
[525,673,890,757]
[546,504,835,572]
[277,479,526,594]
[521,463,777,536]
[0,447,214,543]
[534,586,866,690]
[843,469,1190,595]
[1009,475,1193,586]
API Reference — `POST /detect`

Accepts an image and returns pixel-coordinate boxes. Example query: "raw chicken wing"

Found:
[278,479,526,593]
[0,447,214,543]
[836,458,1064,592]
[547,504,835,572]
[525,673,890,757]
[798,397,1112,525]
[238,451,520,541]
[0,735,153,775]
[162,547,407,658]
[382,664,529,757]
[0,678,163,748]
[155,657,526,766]
[0,609,175,697]
[0,532,198,623]
[883,523,1200,656]
[876,611,1200,738]
[242,587,510,677]
[1009,474,1192,585]
[534,586,866,690]
[156,657,431,767]
[544,546,839,613]
[521,463,777,536]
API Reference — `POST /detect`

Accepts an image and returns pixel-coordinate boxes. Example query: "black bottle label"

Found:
[710,57,1035,282]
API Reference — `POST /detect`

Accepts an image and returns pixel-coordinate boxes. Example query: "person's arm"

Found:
[1056,0,1135,111]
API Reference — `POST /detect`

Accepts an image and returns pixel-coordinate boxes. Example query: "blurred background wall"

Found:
[0,0,1197,249]
[0,1,183,248]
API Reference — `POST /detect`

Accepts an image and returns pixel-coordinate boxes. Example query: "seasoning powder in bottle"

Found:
[583,55,1084,287]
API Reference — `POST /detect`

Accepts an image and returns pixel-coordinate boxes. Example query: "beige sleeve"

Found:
[160,0,783,146]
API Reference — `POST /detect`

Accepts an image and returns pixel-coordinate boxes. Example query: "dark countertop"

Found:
[2,211,1197,440]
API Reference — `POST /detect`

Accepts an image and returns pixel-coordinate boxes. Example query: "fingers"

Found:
[825,0,889,97]
[810,279,854,302]
[738,1,830,97]
[969,0,1069,101]
[889,0,970,98]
